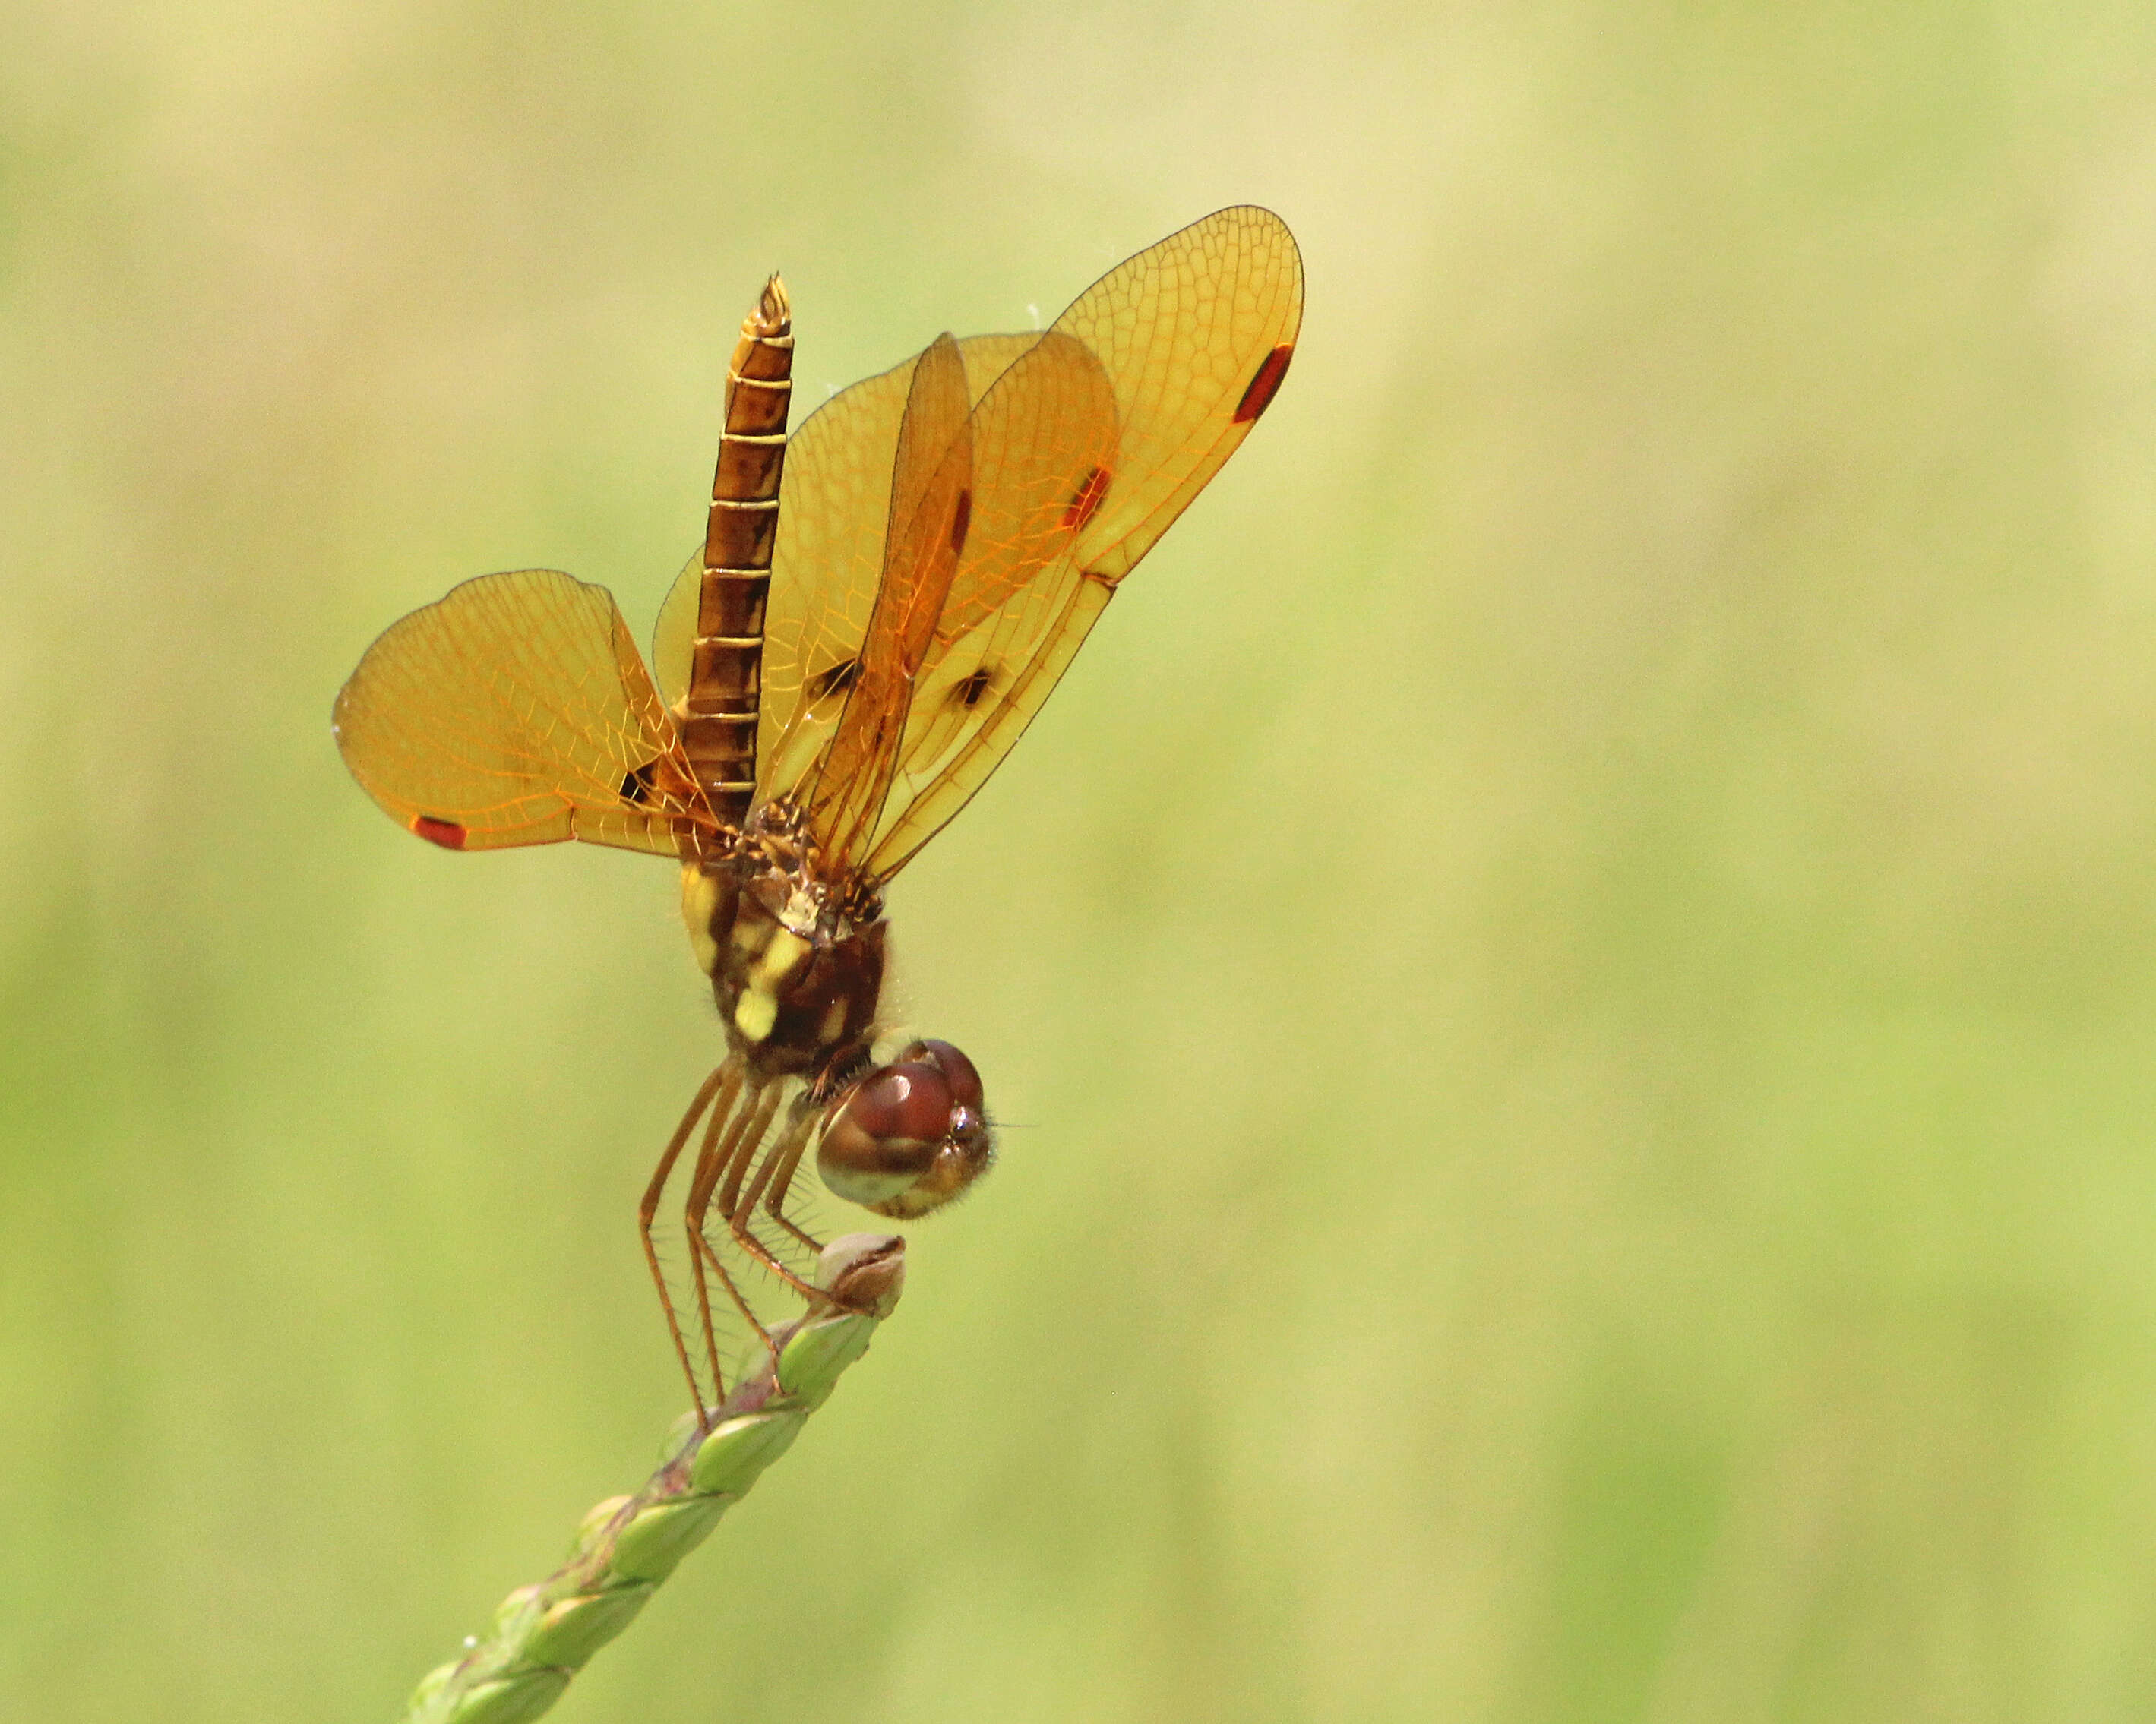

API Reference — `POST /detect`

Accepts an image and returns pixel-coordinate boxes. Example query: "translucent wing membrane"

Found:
[335,569,709,855]
[803,333,978,860]
[861,330,1120,876]
[1047,203,1304,581]
[653,204,1304,881]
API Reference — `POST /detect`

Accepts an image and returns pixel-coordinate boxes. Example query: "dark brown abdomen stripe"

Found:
[681,276,792,828]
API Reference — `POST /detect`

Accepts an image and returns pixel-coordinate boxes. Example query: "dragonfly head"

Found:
[815,1037,994,1220]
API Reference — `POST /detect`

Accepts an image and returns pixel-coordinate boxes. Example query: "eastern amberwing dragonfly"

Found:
[335,207,1303,1422]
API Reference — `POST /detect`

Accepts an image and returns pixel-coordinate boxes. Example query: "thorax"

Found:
[680,808,885,1081]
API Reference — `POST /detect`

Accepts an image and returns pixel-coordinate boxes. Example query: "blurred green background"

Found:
[8,2,2156,1719]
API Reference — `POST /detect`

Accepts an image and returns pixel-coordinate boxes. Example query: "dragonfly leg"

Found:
[681,1090,736,1402]
[688,1226,767,1395]
[688,1078,786,1379]
[683,1068,767,1400]
[757,1103,824,1257]
[641,1063,731,1424]
[721,1108,833,1308]
[710,1078,774,1221]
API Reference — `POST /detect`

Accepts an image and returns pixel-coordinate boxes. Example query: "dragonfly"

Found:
[334,207,1303,1423]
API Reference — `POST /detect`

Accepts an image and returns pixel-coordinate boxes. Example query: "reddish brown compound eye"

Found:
[846,1062,956,1149]
[816,1063,948,1209]
[899,1038,983,1114]
[816,1040,996,1220]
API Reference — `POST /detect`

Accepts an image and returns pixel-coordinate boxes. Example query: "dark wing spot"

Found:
[413,816,468,850]
[1233,343,1295,425]
[1063,465,1111,532]
[809,658,861,703]
[950,667,995,710]
[950,488,972,557]
[620,760,658,805]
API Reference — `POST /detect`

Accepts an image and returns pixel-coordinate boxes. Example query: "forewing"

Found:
[1051,204,1303,581]
[858,206,1304,878]
[335,568,709,855]
[800,333,975,860]
[859,331,1119,875]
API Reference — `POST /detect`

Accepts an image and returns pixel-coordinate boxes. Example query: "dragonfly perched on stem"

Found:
[334,207,1304,1424]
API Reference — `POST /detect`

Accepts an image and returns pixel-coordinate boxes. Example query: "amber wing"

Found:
[336,568,710,855]
[800,333,979,864]
[654,204,1304,880]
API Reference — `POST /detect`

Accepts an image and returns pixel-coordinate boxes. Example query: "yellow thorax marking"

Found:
[733,988,778,1045]
[754,927,810,988]
[678,867,720,976]
[733,927,809,1046]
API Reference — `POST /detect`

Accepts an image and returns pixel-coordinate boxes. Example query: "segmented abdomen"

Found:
[681,276,792,829]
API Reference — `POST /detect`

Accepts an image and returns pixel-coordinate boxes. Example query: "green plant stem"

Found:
[397,1233,906,1724]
